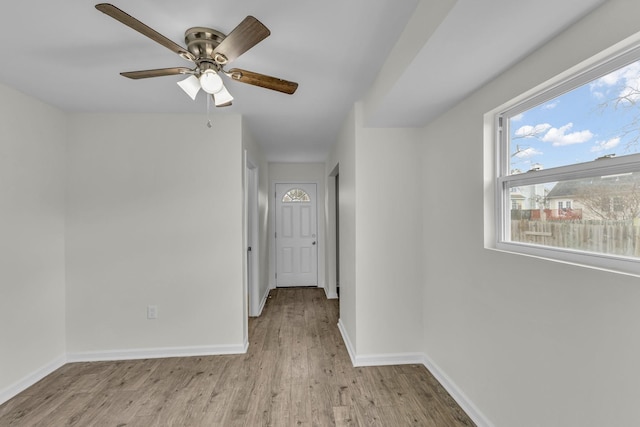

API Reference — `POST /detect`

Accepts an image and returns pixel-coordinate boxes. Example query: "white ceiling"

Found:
[0,0,605,162]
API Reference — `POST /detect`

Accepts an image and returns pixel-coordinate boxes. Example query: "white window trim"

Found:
[484,31,640,278]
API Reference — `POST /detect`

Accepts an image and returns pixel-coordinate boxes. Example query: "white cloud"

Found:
[542,101,559,110]
[514,123,551,138]
[590,137,621,153]
[511,113,524,122]
[513,147,543,158]
[541,123,593,146]
[591,61,640,104]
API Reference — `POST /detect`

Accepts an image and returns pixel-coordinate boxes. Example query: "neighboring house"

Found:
[510,189,525,210]
[510,164,548,211]
[543,179,586,220]
[509,185,543,210]
[510,182,556,219]
[546,174,640,221]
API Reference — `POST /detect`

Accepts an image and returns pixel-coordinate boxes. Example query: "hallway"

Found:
[0,288,474,426]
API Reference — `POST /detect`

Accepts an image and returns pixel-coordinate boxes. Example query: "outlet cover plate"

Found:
[147,305,158,319]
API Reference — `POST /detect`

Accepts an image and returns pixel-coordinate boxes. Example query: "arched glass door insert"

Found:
[282,188,311,203]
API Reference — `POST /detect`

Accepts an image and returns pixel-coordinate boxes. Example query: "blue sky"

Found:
[509,59,640,172]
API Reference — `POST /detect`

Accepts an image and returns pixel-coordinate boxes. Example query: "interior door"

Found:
[275,183,318,287]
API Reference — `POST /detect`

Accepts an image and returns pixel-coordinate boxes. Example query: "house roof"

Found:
[546,173,640,198]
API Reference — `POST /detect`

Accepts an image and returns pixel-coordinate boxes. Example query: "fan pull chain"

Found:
[206,94,213,128]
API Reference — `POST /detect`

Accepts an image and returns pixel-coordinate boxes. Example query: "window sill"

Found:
[490,241,640,278]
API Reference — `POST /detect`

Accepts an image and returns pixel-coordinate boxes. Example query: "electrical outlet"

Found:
[147,305,158,319]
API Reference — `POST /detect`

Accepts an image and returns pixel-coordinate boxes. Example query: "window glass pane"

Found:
[509,58,640,173]
[282,188,311,203]
[508,172,640,258]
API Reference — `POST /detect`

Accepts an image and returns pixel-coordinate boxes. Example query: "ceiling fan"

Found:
[95,3,298,107]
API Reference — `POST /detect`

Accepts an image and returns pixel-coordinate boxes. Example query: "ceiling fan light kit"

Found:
[95,3,298,120]
[177,75,201,101]
[199,70,224,94]
[213,85,234,107]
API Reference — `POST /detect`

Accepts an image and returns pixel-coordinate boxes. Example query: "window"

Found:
[282,188,311,203]
[495,42,640,275]
[613,196,625,213]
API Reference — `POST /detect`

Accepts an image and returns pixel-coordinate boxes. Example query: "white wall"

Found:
[65,113,246,357]
[327,108,358,349]
[420,1,640,426]
[328,103,424,361]
[243,121,270,314]
[363,0,456,124]
[0,84,67,401]
[353,104,423,357]
[268,162,327,290]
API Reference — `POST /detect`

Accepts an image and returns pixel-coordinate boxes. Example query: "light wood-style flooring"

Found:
[0,288,475,426]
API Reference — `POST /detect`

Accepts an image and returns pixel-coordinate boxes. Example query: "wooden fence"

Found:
[511,219,640,258]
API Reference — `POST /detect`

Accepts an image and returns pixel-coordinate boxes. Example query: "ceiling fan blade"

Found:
[227,68,298,94]
[95,3,195,62]
[213,16,270,64]
[120,67,193,79]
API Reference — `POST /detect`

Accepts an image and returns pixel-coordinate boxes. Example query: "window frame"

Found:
[492,38,640,277]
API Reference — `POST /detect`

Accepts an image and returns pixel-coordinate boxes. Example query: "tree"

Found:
[574,175,640,220]
[597,64,640,152]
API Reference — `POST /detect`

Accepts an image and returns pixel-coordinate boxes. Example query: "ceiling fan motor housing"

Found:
[185,27,226,63]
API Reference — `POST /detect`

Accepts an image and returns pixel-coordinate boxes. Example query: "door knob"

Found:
[312,241,316,245]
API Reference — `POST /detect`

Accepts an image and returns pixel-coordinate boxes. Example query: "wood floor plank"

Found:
[289,381,311,426]
[333,405,357,427]
[29,392,96,427]
[308,379,336,426]
[0,288,476,426]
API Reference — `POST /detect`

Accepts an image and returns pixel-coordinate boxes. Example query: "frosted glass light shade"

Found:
[177,75,201,100]
[214,85,234,106]
[199,70,224,94]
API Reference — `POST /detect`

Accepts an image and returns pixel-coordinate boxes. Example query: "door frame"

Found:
[327,164,339,299]
[271,181,320,288]
[246,160,261,316]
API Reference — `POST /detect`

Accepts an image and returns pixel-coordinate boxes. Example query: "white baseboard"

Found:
[257,288,269,316]
[354,351,425,367]
[3,339,490,427]
[1,344,248,405]
[337,319,356,365]
[336,320,493,427]
[323,286,338,299]
[67,343,248,363]
[0,354,66,406]
[421,353,495,427]
[250,288,269,317]
[338,319,423,367]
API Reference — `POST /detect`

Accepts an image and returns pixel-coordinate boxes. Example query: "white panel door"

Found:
[275,183,318,287]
